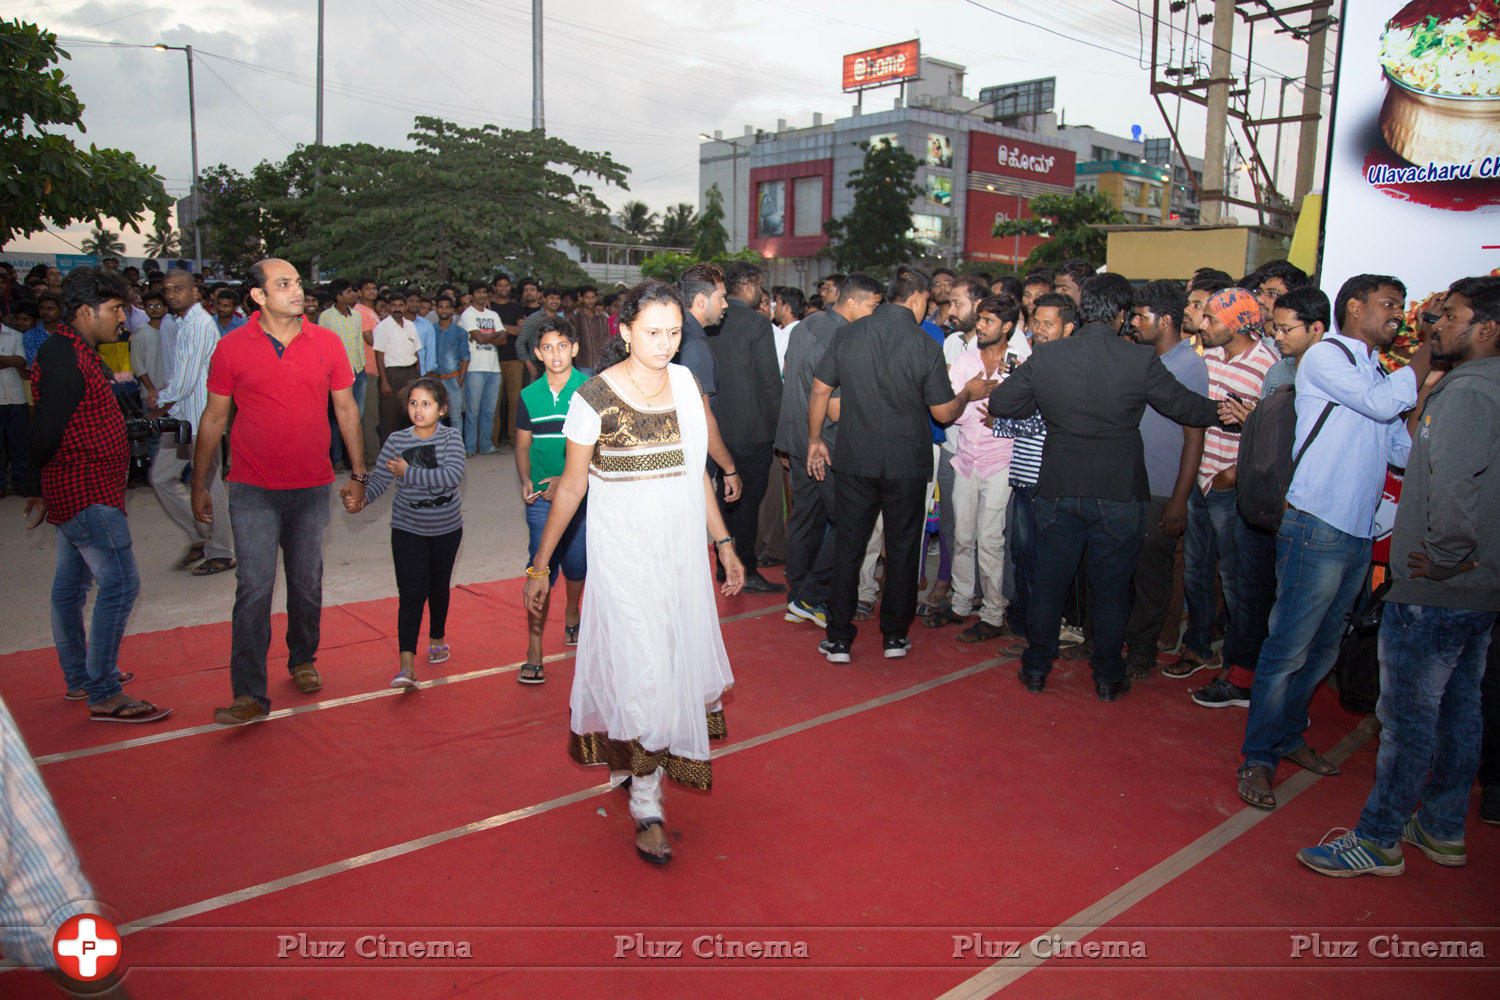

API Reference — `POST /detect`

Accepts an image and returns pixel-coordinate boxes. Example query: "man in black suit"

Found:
[708,260,785,594]
[990,273,1222,701]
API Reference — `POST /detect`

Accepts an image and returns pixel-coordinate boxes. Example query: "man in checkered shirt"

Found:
[24,268,171,724]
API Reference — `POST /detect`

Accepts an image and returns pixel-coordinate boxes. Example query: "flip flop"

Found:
[89,699,173,724]
[191,557,237,576]
[176,543,206,570]
[518,663,545,685]
[65,671,135,701]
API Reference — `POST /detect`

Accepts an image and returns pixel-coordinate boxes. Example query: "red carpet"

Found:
[2,568,1495,999]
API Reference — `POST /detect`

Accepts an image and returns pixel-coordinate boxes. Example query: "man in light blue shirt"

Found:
[150,268,235,573]
[1237,274,1433,810]
[404,291,436,375]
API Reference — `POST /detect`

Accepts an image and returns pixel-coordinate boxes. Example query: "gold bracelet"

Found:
[525,565,549,580]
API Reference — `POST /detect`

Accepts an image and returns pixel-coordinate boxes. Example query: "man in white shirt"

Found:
[0,321,29,494]
[371,295,424,444]
[149,268,234,574]
[458,281,504,456]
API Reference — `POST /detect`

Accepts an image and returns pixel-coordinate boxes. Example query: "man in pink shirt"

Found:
[353,277,381,466]
[946,294,1032,643]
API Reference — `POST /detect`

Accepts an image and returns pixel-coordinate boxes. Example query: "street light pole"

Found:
[156,43,201,272]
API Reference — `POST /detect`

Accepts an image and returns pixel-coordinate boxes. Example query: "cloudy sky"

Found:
[7,0,1332,256]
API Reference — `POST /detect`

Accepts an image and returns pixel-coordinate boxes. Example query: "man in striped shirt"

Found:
[1168,288,1277,679]
[149,267,234,575]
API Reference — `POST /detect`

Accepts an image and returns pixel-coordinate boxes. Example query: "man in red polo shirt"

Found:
[191,258,368,725]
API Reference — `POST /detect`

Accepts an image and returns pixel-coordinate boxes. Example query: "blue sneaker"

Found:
[786,600,828,627]
[1401,815,1466,867]
[1297,829,1404,878]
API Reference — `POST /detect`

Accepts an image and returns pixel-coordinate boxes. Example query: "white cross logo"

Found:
[56,917,120,979]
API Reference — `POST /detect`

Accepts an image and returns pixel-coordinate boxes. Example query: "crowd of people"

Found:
[2,247,1498,885]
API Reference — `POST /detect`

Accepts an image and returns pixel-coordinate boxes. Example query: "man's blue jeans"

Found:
[1183,486,1239,659]
[1022,496,1144,684]
[1241,508,1370,771]
[438,373,464,429]
[51,504,139,704]
[1005,484,1037,638]
[227,483,331,710]
[331,370,366,468]
[463,371,502,455]
[1355,603,1496,847]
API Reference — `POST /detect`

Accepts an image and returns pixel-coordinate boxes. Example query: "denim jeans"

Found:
[1354,603,1496,847]
[331,370,366,468]
[51,505,140,704]
[1223,515,1278,686]
[437,373,464,429]
[227,483,331,709]
[463,371,502,455]
[1183,486,1239,659]
[1241,508,1371,770]
[524,495,587,586]
[1006,484,1037,638]
[1022,496,1145,684]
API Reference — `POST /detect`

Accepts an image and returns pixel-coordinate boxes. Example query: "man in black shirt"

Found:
[774,272,881,626]
[990,273,1222,700]
[490,274,528,448]
[709,261,784,594]
[808,266,997,662]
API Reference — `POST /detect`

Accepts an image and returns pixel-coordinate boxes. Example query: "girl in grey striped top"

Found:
[350,378,467,689]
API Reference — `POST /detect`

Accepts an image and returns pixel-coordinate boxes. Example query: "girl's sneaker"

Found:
[390,667,418,690]
[428,642,451,664]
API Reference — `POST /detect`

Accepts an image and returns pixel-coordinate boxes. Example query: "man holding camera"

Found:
[149,267,235,575]
[25,268,172,723]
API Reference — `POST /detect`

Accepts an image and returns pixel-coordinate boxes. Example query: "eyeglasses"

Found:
[1268,322,1306,336]
[1420,311,1441,326]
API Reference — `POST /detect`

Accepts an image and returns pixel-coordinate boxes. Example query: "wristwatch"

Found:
[350,473,369,485]
[713,537,733,549]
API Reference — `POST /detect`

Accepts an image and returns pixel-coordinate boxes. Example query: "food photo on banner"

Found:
[1320,0,1500,369]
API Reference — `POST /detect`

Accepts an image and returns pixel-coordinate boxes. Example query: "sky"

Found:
[5,0,1334,257]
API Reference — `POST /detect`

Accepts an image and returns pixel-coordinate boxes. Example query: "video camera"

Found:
[124,416,191,445]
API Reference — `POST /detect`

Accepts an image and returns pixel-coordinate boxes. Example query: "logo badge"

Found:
[53,914,122,982]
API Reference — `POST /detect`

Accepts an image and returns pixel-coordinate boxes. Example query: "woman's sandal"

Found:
[518,663,545,685]
[1237,765,1276,811]
[634,818,672,865]
[852,600,874,622]
[428,642,451,664]
[563,624,579,647]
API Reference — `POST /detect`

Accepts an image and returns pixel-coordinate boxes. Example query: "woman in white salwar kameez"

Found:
[522,281,745,865]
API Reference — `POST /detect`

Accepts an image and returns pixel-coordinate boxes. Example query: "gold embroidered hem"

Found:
[569,711,726,791]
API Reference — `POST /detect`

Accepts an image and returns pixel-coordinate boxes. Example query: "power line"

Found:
[194,57,297,148]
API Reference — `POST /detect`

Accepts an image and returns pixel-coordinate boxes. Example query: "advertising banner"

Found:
[842,40,920,92]
[1320,0,1500,330]
[966,132,1075,188]
[964,190,1048,264]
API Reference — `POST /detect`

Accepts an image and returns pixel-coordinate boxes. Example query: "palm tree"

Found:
[144,222,180,258]
[81,226,126,260]
[655,203,698,248]
[618,200,657,241]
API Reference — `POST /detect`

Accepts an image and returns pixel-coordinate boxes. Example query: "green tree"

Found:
[0,20,170,244]
[692,183,729,259]
[823,140,924,273]
[992,190,1126,272]
[638,246,760,283]
[197,157,316,276]
[143,216,181,257]
[278,118,626,286]
[655,202,697,248]
[80,225,124,258]
[618,199,657,241]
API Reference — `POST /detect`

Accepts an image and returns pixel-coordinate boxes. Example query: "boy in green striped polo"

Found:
[514,317,588,684]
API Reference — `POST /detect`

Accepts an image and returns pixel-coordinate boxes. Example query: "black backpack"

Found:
[1333,577,1388,715]
[1236,340,1356,533]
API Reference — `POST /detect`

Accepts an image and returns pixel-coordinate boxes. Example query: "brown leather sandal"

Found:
[1237,765,1276,810]
[1283,745,1340,776]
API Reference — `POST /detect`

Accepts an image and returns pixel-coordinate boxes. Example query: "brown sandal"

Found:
[1283,745,1340,776]
[1237,765,1276,810]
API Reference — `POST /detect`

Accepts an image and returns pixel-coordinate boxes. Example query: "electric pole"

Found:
[532,0,544,133]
